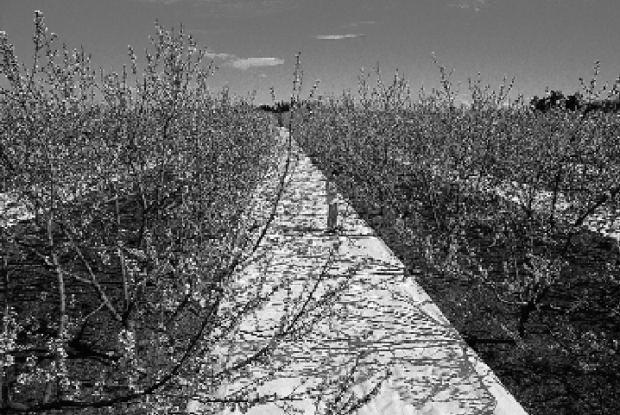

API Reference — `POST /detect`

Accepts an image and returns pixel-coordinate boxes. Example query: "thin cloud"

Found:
[347,21,376,27]
[449,0,491,12]
[204,50,233,60]
[314,34,365,40]
[196,49,284,71]
[228,57,284,70]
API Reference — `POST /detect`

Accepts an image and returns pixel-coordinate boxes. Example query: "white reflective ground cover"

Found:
[187,128,529,415]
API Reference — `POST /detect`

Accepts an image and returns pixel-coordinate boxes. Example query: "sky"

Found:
[1,0,619,106]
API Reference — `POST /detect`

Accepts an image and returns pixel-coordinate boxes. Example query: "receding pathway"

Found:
[188,127,528,415]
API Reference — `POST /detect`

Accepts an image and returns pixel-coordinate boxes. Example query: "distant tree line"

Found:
[530,90,620,116]
[257,101,291,114]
